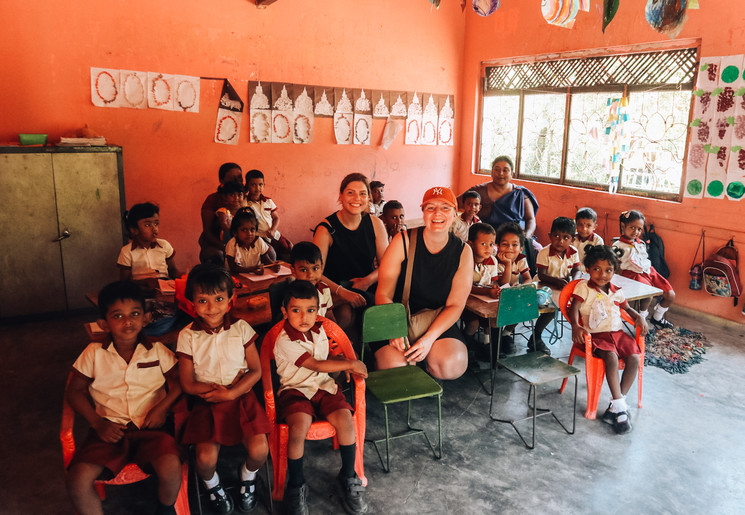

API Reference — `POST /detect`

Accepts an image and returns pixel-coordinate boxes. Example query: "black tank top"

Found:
[394,229,464,314]
[317,212,377,284]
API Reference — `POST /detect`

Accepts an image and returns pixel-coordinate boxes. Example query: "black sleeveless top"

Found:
[317,212,377,284]
[394,229,464,314]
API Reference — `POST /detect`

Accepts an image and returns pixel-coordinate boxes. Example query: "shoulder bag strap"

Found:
[401,228,418,315]
[691,229,705,268]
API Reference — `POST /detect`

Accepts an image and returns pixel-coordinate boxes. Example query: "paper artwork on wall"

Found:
[334,89,354,145]
[472,0,501,17]
[353,89,372,145]
[381,117,403,149]
[542,0,584,29]
[685,57,720,199]
[249,81,271,143]
[91,67,121,108]
[390,92,408,119]
[723,56,745,200]
[148,72,174,111]
[405,92,423,145]
[119,71,148,109]
[372,90,390,118]
[271,84,293,144]
[645,0,688,38]
[293,85,314,144]
[419,94,438,146]
[215,79,243,146]
[314,87,334,117]
[438,95,454,146]
[173,75,200,113]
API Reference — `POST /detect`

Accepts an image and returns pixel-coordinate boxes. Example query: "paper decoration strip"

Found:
[335,88,353,114]
[214,109,241,145]
[119,71,147,109]
[697,57,722,90]
[704,145,728,199]
[250,110,271,143]
[353,114,372,145]
[372,90,390,118]
[314,87,334,117]
[334,112,353,144]
[354,89,372,114]
[271,111,293,143]
[405,117,422,145]
[420,93,439,146]
[718,55,745,87]
[381,117,403,149]
[293,85,314,144]
[389,93,407,119]
[725,146,745,200]
[173,75,200,113]
[645,0,688,38]
[684,142,707,199]
[91,68,121,108]
[272,84,293,111]
[148,73,174,111]
[602,0,619,33]
[249,81,271,110]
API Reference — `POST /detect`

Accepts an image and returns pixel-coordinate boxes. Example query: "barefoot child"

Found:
[274,280,368,515]
[567,245,648,434]
[177,264,270,514]
[66,281,183,515]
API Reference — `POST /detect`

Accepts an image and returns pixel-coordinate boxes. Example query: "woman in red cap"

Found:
[375,186,473,380]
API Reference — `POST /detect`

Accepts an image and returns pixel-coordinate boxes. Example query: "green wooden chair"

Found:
[488,284,581,449]
[361,303,443,472]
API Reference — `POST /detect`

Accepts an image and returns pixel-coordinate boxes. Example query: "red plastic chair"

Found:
[260,317,367,501]
[557,279,645,419]
[61,373,191,513]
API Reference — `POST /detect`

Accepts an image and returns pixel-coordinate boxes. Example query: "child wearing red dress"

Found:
[177,264,270,514]
[612,210,676,330]
[568,245,648,434]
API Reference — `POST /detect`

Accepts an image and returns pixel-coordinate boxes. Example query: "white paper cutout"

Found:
[438,96,455,146]
[420,94,438,146]
[91,67,121,108]
[373,92,390,118]
[215,109,241,145]
[684,142,707,199]
[382,117,403,149]
[148,72,174,110]
[405,117,422,145]
[407,92,422,117]
[119,70,147,109]
[250,110,271,143]
[293,87,314,144]
[271,111,293,143]
[355,90,371,113]
[334,112,353,144]
[174,75,200,113]
[250,83,271,109]
[294,87,314,114]
[315,89,334,116]
[273,85,293,111]
[336,89,353,114]
[705,145,728,199]
[354,114,372,145]
[390,95,407,118]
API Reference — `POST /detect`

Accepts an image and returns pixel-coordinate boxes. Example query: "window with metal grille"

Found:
[478,46,697,200]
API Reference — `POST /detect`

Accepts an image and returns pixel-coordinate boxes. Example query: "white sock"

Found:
[639,310,649,319]
[653,305,669,321]
[203,471,223,499]
[240,463,258,493]
[610,397,628,413]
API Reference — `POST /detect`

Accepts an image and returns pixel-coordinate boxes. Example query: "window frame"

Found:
[476,40,700,202]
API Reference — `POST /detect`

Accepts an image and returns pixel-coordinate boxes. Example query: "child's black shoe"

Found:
[612,411,633,434]
[650,317,674,330]
[205,483,234,515]
[285,483,309,515]
[336,473,368,514]
[237,477,257,512]
[528,336,551,355]
[601,404,615,425]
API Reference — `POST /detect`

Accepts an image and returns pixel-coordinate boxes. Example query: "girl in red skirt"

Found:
[177,264,271,514]
[612,210,676,330]
[568,245,649,434]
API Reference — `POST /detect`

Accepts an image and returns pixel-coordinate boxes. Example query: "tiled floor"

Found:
[1,308,744,514]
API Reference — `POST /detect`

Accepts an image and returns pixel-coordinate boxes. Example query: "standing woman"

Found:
[313,173,389,329]
[375,187,473,380]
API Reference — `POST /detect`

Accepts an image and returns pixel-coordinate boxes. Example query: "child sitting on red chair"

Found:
[65,281,184,515]
[273,280,368,515]
[567,245,648,435]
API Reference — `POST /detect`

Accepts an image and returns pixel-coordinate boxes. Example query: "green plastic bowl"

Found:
[19,133,47,145]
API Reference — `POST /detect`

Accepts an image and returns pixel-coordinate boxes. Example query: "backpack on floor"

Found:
[703,238,742,306]
[643,224,670,278]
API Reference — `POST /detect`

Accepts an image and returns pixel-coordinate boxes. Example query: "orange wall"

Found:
[0,0,464,266]
[457,0,745,323]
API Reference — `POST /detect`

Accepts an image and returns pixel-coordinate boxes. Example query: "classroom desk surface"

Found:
[466,274,662,320]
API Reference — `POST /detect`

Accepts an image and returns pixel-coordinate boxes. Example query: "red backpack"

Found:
[703,239,742,305]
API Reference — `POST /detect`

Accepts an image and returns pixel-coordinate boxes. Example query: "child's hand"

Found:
[349,360,368,379]
[93,418,127,443]
[637,317,649,337]
[571,325,589,346]
[339,288,366,308]
[141,406,168,429]
[496,252,513,264]
[200,384,234,403]
[489,285,500,299]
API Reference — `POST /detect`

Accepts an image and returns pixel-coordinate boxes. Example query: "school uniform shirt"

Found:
[72,339,177,428]
[496,253,530,286]
[246,196,280,240]
[370,201,385,217]
[573,232,604,272]
[571,279,628,333]
[452,214,482,243]
[473,256,499,286]
[177,317,258,386]
[273,320,338,399]
[317,281,334,318]
[613,236,652,274]
[117,239,174,280]
[534,244,580,281]
[225,236,270,269]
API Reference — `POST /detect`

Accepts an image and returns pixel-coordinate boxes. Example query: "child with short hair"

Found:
[568,245,648,434]
[274,280,368,515]
[215,181,248,246]
[612,210,676,329]
[380,200,407,241]
[245,169,293,261]
[290,241,335,321]
[532,216,582,354]
[118,202,179,281]
[177,264,270,514]
[66,281,183,515]
[452,190,482,242]
[369,180,385,216]
[573,207,604,272]
[225,208,274,275]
